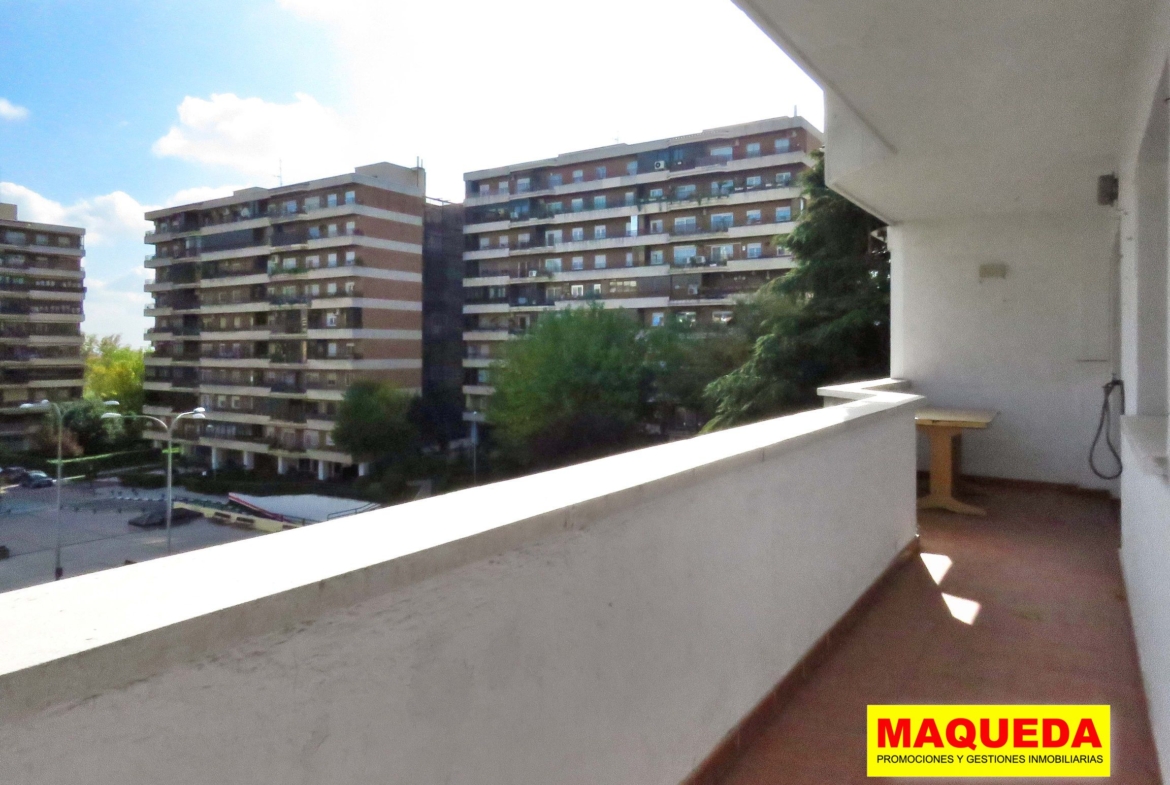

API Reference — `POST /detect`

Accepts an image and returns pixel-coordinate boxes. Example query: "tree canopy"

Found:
[489,305,646,468]
[84,334,145,413]
[332,380,420,464]
[703,149,890,430]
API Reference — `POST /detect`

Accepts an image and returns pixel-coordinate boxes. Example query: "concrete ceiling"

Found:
[734,0,1145,222]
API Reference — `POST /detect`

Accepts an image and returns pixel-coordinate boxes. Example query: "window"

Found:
[307,225,321,239]
[593,226,606,240]
[328,224,339,237]
[518,232,531,247]
[594,254,606,269]
[711,213,734,230]
[775,205,792,222]
[624,191,635,206]
[327,193,338,207]
[345,221,356,235]
[282,257,298,270]
[571,256,584,271]
[649,188,664,200]
[674,216,697,234]
[345,190,356,204]
[304,196,320,211]
[58,236,72,247]
[479,236,491,249]
[572,169,584,183]
[284,200,298,214]
[709,145,733,160]
[478,184,490,195]
[327,282,338,295]
[593,195,606,209]
[305,431,320,448]
[774,137,791,153]
[776,172,793,187]
[328,342,338,358]
[746,209,762,225]
[345,250,356,264]
[498,235,509,248]
[746,175,763,188]
[571,198,584,212]
[545,258,563,273]
[549,173,563,187]
[650,312,665,327]
[327,253,338,267]
[517,177,531,193]
[746,142,761,158]
[625,251,634,267]
[676,184,697,200]
[673,245,698,265]
[747,243,763,259]
[627,161,638,175]
[711,244,734,262]
[650,219,665,234]
[571,284,584,297]
[34,234,48,246]
[571,227,585,242]
[498,181,509,195]
[678,311,697,325]
[309,284,320,296]
[713,310,733,324]
[547,229,563,245]
[608,280,637,295]
[547,201,563,215]
[650,249,665,265]
[591,283,602,296]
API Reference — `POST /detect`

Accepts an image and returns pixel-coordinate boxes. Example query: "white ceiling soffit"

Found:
[734,0,1143,222]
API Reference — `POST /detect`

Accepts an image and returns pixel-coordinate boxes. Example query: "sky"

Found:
[0,0,822,345]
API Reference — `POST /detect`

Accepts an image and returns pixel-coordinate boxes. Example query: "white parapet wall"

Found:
[0,383,920,785]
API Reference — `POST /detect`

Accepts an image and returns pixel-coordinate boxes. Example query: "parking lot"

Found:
[0,480,262,593]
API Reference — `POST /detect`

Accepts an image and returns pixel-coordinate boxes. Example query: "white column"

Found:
[277,456,288,475]
[358,462,370,477]
[317,460,328,482]
[210,448,221,471]
[242,451,255,470]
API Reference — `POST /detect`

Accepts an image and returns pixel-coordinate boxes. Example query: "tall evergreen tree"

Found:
[703,149,890,429]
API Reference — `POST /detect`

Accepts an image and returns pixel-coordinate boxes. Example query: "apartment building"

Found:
[0,203,86,450]
[142,163,426,479]
[460,116,821,420]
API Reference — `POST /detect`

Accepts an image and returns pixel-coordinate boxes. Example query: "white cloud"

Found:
[0,98,29,121]
[0,182,150,246]
[153,93,359,184]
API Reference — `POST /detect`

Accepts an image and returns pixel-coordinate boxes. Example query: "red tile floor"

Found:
[715,484,1162,784]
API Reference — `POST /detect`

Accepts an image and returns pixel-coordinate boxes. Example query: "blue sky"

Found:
[0,0,822,344]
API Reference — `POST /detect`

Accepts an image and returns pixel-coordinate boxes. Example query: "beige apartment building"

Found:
[142,163,426,479]
[0,203,86,450]
[460,116,821,420]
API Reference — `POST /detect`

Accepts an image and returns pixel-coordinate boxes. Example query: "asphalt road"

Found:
[0,481,261,594]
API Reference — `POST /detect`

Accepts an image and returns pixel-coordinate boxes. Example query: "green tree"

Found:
[489,305,646,467]
[84,334,146,412]
[642,315,751,426]
[703,149,890,429]
[332,381,420,464]
[33,398,132,457]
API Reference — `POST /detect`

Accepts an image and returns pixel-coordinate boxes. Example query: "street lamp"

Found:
[19,398,118,580]
[102,406,205,554]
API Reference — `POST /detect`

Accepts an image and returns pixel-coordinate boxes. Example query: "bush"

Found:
[119,471,167,489]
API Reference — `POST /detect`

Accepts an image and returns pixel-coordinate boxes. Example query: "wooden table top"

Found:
[915,407,998,429]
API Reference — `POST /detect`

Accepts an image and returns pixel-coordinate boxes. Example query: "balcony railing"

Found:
[0,380,919,782]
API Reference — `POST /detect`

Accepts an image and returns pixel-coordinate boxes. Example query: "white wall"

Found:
[889,215,1119,489]
[0,390,918,785]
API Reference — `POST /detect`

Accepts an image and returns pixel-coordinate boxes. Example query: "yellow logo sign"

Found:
[867,705,1110,778]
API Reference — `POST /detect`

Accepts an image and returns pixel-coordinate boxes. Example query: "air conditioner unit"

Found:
[528,270,538,277]
[653,161,668,171]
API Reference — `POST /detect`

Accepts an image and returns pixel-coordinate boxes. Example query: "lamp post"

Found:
[19,398,119,580]
[102,406,204,554]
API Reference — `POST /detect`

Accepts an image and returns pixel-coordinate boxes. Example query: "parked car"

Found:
[19,471,54,488]
[1,467,28,483]
[127,507,201,529]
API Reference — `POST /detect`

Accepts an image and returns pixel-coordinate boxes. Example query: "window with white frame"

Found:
[328,342,338,357]
[518,232,531,246]
[571,198,584,212]
[327,193,338,207]
[746,209,762,225]
[596,166,607,179]
[593,195,606,209]
[746,175,763,188]
[650,218,665,234]
[591,283,602,296]
[498,235,509,248]
[649,188,664,200]
[345,221,356,235]
[327,224,338,237]
[594,225,606,239]
[594,254,606,269]
[625,251,634,267]
[774,137,790,153]
[549,173,563,187]
[676,184,697,200]
[284,200,298,214]
[709,145,733,160]
[517,177,530,193]
[624,191,635,205]
[479,236,491,249]
[304,196,320,211]
[626,161,638,175]
[498,181,509,194]
[746,142,761,157]
[746,242,763,259]
[571,284,584,297]
[776,171,793,186]
[545,258,563,273]
[711,244,734,262]
[650,249,665,265]
[282,257,297,270]
[674,216,697,234]
[547,229,563,244]
[572,169,584,183]
[307,255,320,268]
[345,190,356,204]
[711,213,734,230]
[571,256,584,271]
[327,253,338,267]
[776,205,792,222]
[571,227,585,242]
[673,245,698,265]
[327,282,338,295]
